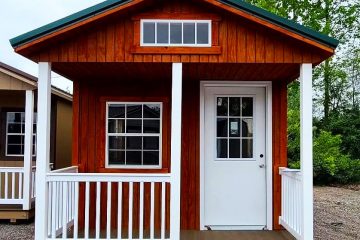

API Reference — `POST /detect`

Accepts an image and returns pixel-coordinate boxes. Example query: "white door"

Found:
[203,86,267,230]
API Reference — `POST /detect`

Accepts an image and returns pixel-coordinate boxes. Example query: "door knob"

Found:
[259,164,265,168]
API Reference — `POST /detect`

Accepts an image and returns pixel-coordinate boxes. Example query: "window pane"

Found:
[197,23,209,44]
[143,151,159,165]
[7,145,22,155]
[229,139,240,158]
[109,151,125,165]
[143,22,155,44]
[7,123,22,133]
[242,119,253,137]
[217,139,227,158]
[109,105,125,118]
[109,136,125,150]
[33,124,37,133]
[229,97,240,116]
[127,137,142,150]
[157,22,169,44]
[126,151,142,165]
[217,118,228,137]
[170,23,182,44]
[143,120,160,133]
[126,120,142,133]
[8,135,23,144]
[229,118,240,137]
[143,104,161,118]
[217,97,228,116]
[127,105,142,118]
[143,137,159,150]
[108,119,125,133]
[242,139,253,158]
[183,23,195,44]
[242,98,253,117]
[7,113,16,123]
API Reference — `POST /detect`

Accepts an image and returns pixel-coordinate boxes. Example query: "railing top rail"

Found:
[46,172,171,183]
[279,167,302,181]
[0,167,24,172]
[50,166,79,173]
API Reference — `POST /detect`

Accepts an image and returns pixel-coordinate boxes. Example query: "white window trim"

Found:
[140,19,212,47]
[105,102,163,169]
[5,112,37,157]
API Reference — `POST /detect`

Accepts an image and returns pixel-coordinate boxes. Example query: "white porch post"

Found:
[35,62,52,239]
[300,64,313,240]
[23,90,34,210]
[170,63,183,240]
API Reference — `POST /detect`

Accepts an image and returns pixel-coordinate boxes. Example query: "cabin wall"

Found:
[30,1,325,64]
[72,74,288,230]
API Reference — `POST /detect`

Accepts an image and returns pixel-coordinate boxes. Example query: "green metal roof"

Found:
[10,0,339,49]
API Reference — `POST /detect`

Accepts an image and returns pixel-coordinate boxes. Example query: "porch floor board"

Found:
[180,230,295,240]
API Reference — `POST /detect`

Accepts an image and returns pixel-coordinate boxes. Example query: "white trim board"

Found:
[199,81,273,231]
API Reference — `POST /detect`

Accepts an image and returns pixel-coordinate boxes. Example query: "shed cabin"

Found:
[10,0,338,239]
[0,62,72,222]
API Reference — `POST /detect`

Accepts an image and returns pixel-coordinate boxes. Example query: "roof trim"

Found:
[10,0,339,50]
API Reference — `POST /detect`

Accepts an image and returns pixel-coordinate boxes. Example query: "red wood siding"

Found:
[28,1,327,64]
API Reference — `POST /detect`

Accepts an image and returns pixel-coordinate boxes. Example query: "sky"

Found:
[0,0,104,93]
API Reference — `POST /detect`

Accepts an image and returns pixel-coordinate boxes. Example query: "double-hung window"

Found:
[6,112,37,157]
[141,19,212,47]
[106,102,162,168]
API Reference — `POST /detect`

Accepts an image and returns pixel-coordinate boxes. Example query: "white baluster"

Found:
[107,182,112,239]
[84,182,90,239]
[139,182,144,239]
[117,182,123,239]
[128,182,133,240]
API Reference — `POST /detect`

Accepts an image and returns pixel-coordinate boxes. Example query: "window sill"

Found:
[131,46,221,55]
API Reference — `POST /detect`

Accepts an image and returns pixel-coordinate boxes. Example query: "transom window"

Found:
[106,102,162,168]
[141,19,212,47]
[216,97,254,160]
[6,112,37,157]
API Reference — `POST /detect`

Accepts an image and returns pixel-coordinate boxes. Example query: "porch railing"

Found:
[46,167,171,240]
[0,167,24,205]
[279,167,302,240]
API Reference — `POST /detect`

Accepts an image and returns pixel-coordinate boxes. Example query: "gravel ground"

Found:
[314,186,360,240]
[0,185,358,240]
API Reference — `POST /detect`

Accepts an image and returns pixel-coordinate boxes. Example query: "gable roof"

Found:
[10,0,339,51]
[0,62,73,101]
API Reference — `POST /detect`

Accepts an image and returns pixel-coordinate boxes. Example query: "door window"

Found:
[216,97,254,160]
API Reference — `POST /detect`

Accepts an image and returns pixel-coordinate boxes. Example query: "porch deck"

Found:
[181,230,295,240]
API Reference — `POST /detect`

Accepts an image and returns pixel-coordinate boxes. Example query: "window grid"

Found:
[6,112,37,157]
[216,97,254,160]
[141,19,212,47]
[106,102,162,169]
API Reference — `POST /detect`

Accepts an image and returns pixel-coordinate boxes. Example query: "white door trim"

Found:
[199,81,273,231]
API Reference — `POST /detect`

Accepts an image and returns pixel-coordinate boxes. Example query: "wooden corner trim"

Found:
[131,46,222,55]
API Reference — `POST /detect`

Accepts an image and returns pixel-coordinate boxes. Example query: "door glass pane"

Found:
[217,118,228,137]
[242,98,253,117]
[229,118,240,137]
[143,151,159,165]
[217,139,227,158]
[183,23,195,44]
[242,119,253,137]
[242,139,253,158]
[217,97,228,116]
[197,23,209,44]
[170,23,182,44]
[229,139,240,158]
[229,97,240,116]
[143,22,155,44]
[126,151,142,165]
[157,22,169,44]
